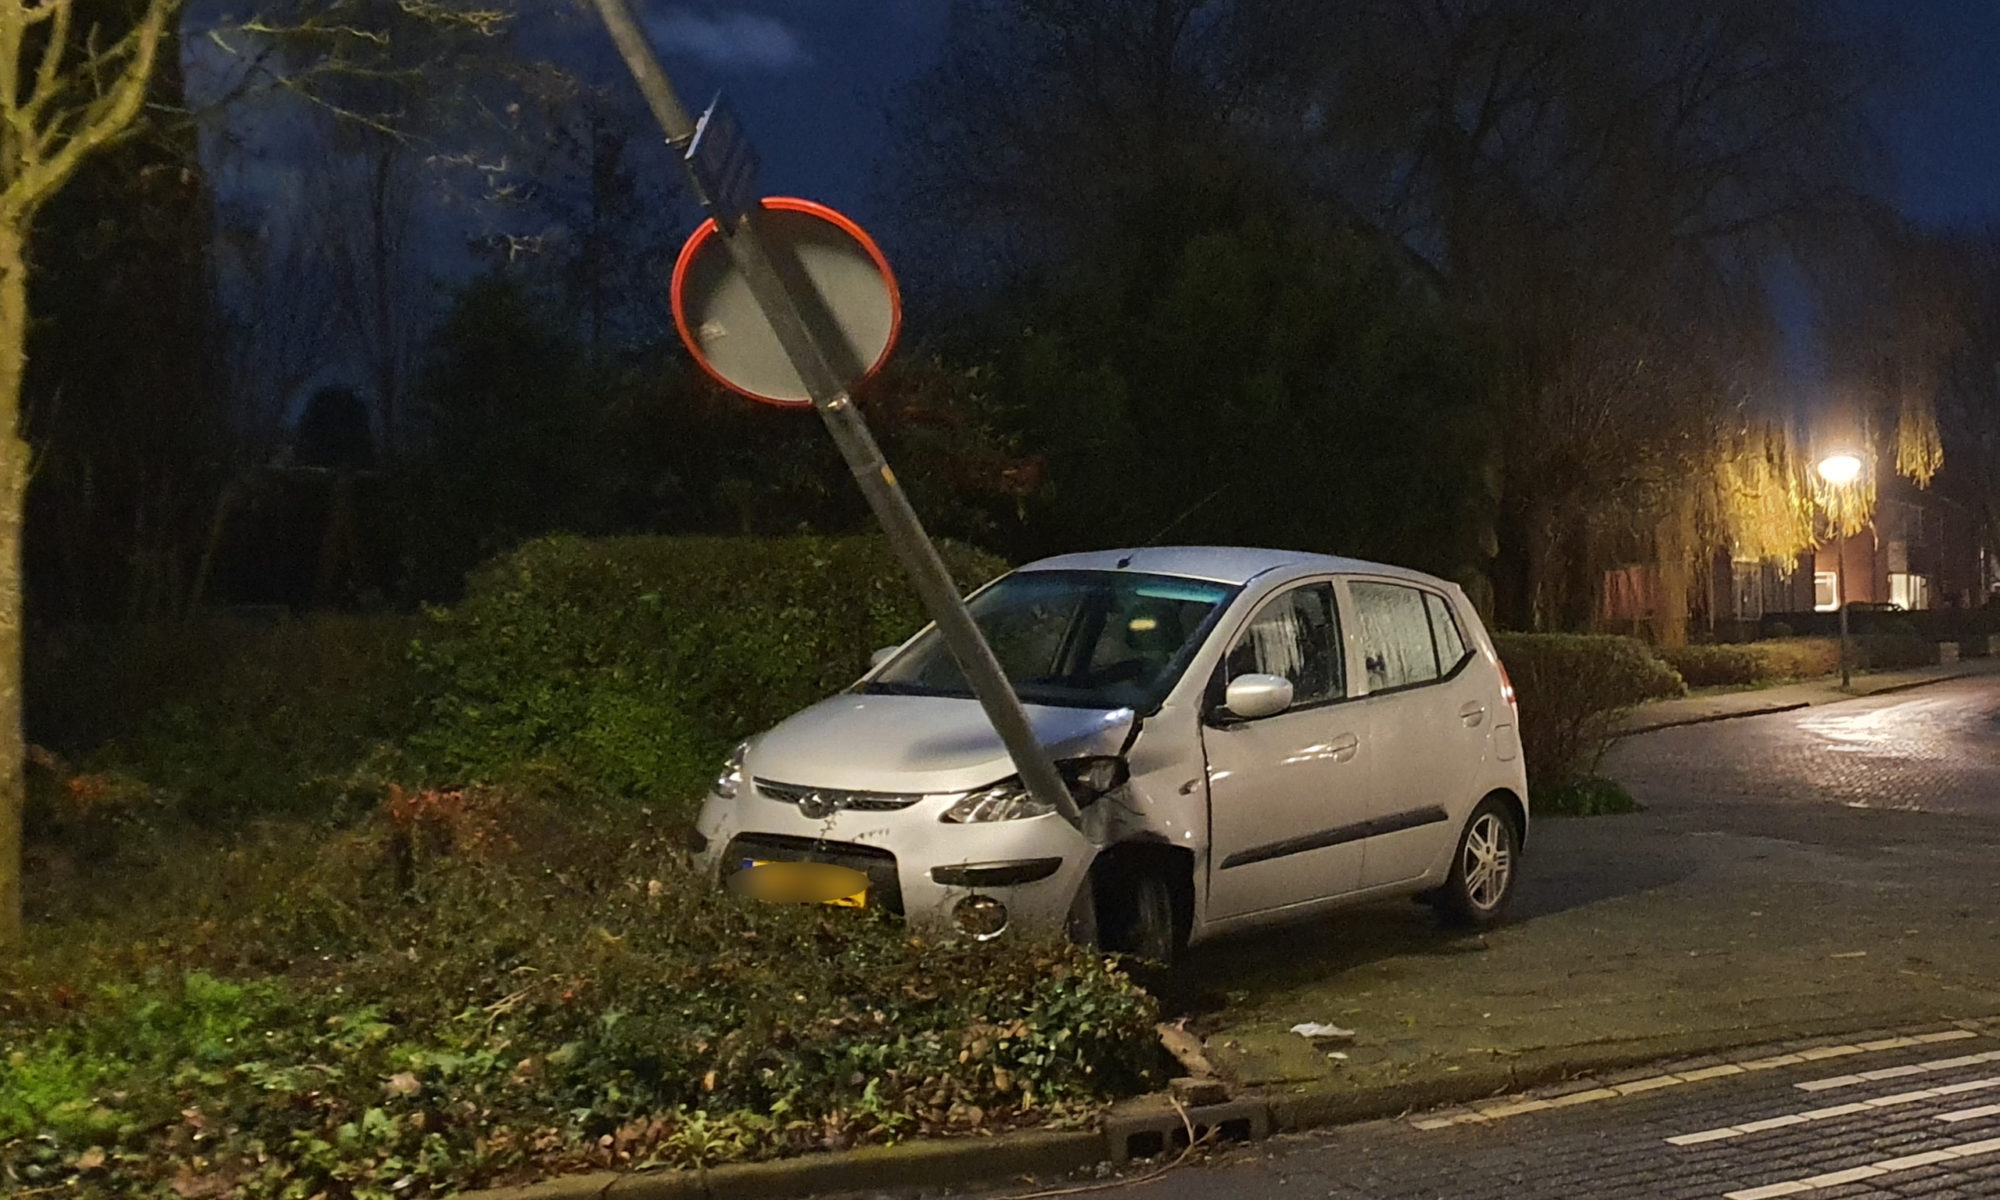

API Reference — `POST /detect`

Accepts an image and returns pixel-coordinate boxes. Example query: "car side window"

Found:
[1424,591,1469,672]
[1221,583,1343,708]
[1351,581,1441,692]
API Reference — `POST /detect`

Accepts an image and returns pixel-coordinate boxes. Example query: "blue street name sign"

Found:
[686,92,760,224]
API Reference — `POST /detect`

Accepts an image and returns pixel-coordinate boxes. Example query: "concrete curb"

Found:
[458,1015,2000,1200]
[465,1128,1103,1200]
[1619,666,1982,737]
[1619,701,1810,737]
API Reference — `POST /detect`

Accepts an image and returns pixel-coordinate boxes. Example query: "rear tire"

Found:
[1436,798,1520,929]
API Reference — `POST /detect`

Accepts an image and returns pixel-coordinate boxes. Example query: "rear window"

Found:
[1351,581,1441,691]
[1424,591,1469,671]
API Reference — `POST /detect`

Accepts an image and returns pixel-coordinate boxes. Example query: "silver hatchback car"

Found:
[692,546,1527,963]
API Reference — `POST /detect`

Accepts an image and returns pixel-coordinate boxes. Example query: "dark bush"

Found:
[29,616,428,825]
[1491,634,1684,796]
[408,535,1011,810]
[1534,775,1642,817]
[1854,633,1938,670]
[31,537,1013,825]
[1657,639,1841,688]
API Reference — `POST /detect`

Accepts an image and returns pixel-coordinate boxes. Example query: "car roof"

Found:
[1016,546,1452,589]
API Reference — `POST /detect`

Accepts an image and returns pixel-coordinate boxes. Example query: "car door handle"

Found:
[1330,733,1358,763]
[1459,701,1487,728]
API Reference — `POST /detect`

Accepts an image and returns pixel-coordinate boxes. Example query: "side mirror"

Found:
[1222,673,1293,721]
[869,646,899,669]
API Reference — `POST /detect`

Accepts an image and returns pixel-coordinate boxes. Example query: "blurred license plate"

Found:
[730,859,868,907]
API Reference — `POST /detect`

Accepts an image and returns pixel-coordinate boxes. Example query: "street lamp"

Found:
[1818,452,1862,687]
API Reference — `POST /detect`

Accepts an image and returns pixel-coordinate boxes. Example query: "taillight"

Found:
[1497,658,1517,709]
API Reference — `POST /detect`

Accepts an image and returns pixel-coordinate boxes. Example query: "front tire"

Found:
[1094,857,1191,1008]
[1437,798,1520,929]
[1103,869,1184,965]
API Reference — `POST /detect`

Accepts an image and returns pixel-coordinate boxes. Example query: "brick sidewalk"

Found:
[1618,657,2000,735]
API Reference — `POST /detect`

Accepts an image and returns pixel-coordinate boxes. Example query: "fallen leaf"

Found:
[76,1147,106,1171]
[384,1072,422,1098]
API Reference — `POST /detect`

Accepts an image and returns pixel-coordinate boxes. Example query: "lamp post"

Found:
[1818,452,1862,689]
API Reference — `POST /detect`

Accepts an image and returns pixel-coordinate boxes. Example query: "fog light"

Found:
[952,894,1009,941]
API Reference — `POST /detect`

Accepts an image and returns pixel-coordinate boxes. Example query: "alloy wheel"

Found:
[1460,812,1514,912]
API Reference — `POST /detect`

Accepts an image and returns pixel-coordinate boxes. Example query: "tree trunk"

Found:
[0,225,29,949]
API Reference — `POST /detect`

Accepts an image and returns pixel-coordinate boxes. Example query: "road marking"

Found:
[1666,1075,2000,1145]
[1796,1046,2000,1092]
[1938,1102,2000,1123]
[1721,1131,2000,1199]
[1407,1029,1987,1133]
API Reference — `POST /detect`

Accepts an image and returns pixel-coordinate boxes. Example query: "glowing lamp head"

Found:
[1817,453,1862,486]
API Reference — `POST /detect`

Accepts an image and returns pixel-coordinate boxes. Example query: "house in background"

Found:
[1604,479,1993,641]
[1713,480,1991,638]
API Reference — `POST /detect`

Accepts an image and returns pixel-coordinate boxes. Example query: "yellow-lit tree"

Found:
[0,0,175,949]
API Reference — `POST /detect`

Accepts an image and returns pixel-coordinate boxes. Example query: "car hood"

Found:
[744,694,1137,795]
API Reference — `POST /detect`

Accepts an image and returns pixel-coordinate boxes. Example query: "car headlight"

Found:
[940,756,1129,823]
[713,742,748,799]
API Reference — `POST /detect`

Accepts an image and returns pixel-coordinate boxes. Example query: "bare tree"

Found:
[1,0,177,946]
[1243,0,1886,631]
[316,132,426,456]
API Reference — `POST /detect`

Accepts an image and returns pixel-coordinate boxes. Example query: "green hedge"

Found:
[408,535,1011,810]
[29,616,428,826]
[1657,639,1841,688]
[29,536,1011,828]
[1854,633,1939,670]
[1491,634,1685,794]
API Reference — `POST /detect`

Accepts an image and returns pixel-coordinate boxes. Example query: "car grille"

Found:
[722,832,904,915]
[754,779,925,814]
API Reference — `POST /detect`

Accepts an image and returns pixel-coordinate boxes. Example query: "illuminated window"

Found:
[1732,559,1764,620]
[1888,573,1929,611]
[1814,572,1839,612]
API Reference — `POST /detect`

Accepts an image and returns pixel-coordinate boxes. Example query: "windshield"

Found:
[865,569,1239,711]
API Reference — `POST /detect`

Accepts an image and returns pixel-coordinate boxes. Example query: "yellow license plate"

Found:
[729,860,869,907]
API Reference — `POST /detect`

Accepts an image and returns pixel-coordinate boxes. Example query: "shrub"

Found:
[1657,639,1841,688]
[408,535,1010,811]
[2,794,1160,1197]
[1854,633,1938,670]
[30,537,1013,826]
[1534,776,1642,817]
[1766,621,1795,640]
[29,616,428,826]
[1491,634,1684,793]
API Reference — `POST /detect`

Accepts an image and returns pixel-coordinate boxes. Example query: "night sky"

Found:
[1860,0,2000,228]
[646,2,2000,235]
[206,2,2000,413]
[633,1,948,235]
[642,1,2000,406]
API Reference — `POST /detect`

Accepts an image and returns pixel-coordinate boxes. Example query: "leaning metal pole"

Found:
[589,0,1084,830]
